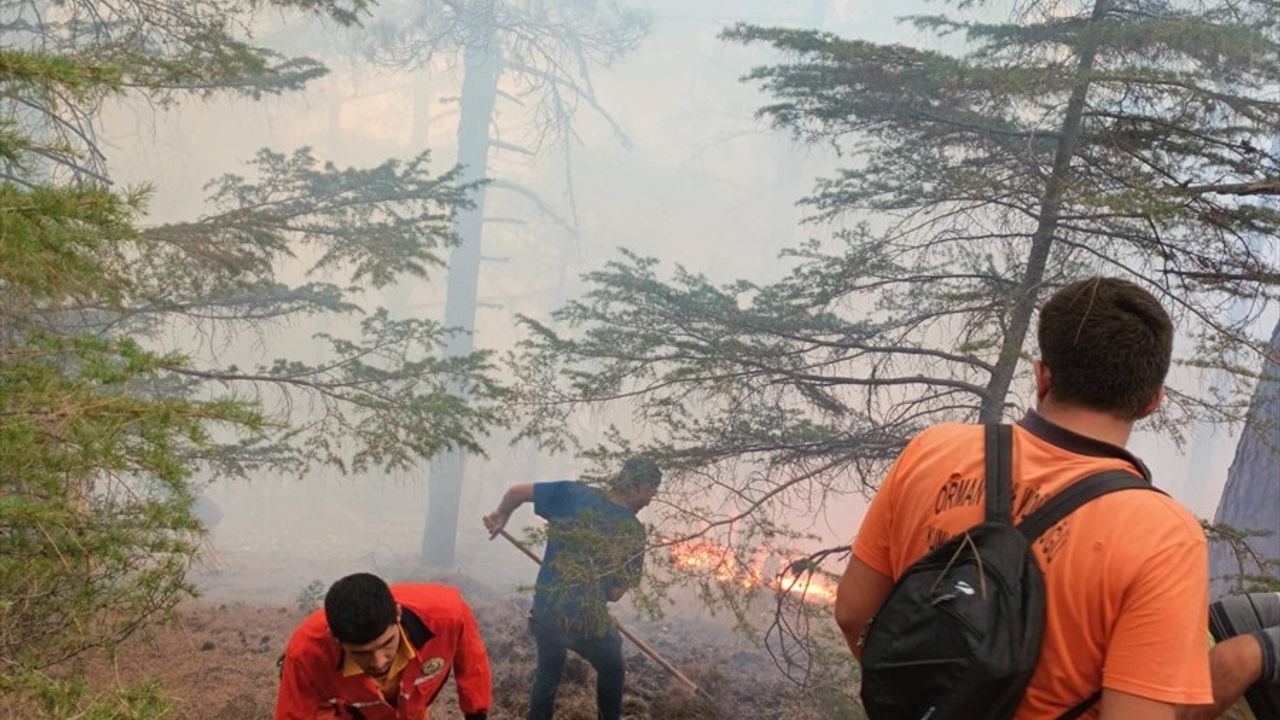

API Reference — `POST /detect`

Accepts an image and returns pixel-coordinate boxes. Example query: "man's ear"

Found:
[1033,361,1052,403]
[1136,385,1165,420]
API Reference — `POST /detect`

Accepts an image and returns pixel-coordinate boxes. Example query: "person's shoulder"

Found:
[392,583,482,630]
[914,422,980,443]
[536,479,578,491]
[897,422,982,460]
[1097,487,1207,547]
[285,607,336,661]
[565,480,611,506]
[542,479,595,497]
[533,479,577,504]
[393,582,468,609]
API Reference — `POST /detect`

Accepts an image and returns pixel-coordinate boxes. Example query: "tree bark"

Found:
[422,35,502,566]
[1208,318,1280,598]
[981,0,1111,422]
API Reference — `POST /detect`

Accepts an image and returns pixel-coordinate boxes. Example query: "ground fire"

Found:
[667,538,840,604]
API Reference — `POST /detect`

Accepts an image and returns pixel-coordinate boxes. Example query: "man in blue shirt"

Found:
[482,458,661,720]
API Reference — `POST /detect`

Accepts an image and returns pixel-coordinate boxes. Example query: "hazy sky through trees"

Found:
[92,0,1271,599]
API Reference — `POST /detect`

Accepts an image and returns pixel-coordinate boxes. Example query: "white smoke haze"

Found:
[92,0,1262,612]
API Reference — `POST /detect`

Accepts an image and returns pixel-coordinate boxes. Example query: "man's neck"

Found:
[604,490,632,512]
[1035,398,1135,448]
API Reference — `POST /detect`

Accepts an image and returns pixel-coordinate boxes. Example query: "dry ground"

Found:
[14,493,853,718]
[65,595,838,720]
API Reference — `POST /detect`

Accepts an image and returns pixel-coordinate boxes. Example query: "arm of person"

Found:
[834,437,904,661]
[275,654,337,720]
[1099,689,1178,720]
[834,555,895,660]
[482,483,534,537]
[1102,536,1214,715]
[1177,633,1266,720]
[453,600,493,720]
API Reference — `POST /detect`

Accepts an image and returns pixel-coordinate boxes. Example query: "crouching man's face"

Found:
[340,621,400,677]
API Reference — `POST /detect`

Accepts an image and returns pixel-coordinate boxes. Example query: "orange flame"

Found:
[667,539,839,604]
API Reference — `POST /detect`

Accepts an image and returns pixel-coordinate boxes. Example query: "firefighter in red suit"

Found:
[276,573,491,720]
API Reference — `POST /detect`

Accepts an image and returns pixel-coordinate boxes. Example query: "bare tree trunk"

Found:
[980,0,1110,422]
[422,36,502,566]
[410,68,433,150]
[1208,316,1280,598]
[1184,135,1280,509]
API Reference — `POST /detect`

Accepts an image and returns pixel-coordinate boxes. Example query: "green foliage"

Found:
[515,0,1280,686]
[518,0,1280,542]
[0,183,147,306]
[268,0,377,26]
[1,673,172,720]
[0,0,354,179]
[1205,521,1280,593]
[0,0,508,710]
[0,330,262,668]
[0,50,125,98]
[296,580,326,614]
[151,147,473,291]
[123,147,507,476]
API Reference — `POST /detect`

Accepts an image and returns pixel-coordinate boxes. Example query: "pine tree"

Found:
[368,0,649,565]
[0,1,504,711]
[513,0,1280,678]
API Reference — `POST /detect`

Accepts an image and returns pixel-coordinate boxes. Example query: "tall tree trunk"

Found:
[980,0,1111,422]
[410,68,433,150]
[1208,317,1280,598]
[1182,135,1280,509]
[422,36,502,566]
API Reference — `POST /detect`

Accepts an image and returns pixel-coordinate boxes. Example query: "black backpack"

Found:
[859,424,1162,720]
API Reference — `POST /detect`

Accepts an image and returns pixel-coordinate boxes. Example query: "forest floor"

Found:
[57,515,853,719]
[75,594,839,719]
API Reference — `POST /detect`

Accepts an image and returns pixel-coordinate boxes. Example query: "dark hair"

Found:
[1037,277,1173,419]
[324,573,397,644]
[611,457,662,491]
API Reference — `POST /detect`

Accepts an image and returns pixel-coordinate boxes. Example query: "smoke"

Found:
[96,0,1247,607]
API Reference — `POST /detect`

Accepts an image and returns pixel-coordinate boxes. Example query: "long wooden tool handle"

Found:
[493,529,706,696]
[614,624,700,692]
[497,529,543,564]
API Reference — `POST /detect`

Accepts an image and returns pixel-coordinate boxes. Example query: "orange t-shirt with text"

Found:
[852,412,1212,719]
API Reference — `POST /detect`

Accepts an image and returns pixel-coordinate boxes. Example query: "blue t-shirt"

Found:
[532,481,646,626]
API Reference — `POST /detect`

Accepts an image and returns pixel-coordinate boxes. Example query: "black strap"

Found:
[1017,470,1164,541]
[984,423,1014,524]
[1057,690,1101,720]
[1020,463,1165,720]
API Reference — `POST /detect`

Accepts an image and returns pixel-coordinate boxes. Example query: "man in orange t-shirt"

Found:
[835,277,1213,720]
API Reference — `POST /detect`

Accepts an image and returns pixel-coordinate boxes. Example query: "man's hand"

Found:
[482,510,510,538]
[483,484,535,539]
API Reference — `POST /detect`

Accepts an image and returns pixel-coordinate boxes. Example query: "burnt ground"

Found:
[41,532,850,719]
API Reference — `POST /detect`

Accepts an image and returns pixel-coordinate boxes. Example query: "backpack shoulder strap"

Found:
[1057,690,1101,720]
[984,423,1014,525]
[1018,470,1166,541]
[1024,470,1168,718]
